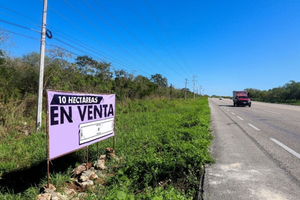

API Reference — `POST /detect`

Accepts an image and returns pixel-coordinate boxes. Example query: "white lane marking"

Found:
[248,123,260,130]
[270,138,300,159]
[231,112,235,115]
[237,116,244,121]
[264,110,281,115]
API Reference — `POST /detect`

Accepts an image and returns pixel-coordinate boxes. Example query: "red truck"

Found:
[233,91,251,107]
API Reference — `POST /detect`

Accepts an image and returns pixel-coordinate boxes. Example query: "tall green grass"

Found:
[0,97,213,199]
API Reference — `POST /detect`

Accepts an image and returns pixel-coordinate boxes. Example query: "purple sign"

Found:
[47,91,115,160]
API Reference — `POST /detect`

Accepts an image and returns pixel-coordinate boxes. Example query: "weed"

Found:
[0,97,213,199]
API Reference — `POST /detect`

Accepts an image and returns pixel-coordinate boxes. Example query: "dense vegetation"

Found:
[246,80,300,105]
[0,45,198,137]
[0,38,211,199]
[0,97,212,199]
[0,49,193,102]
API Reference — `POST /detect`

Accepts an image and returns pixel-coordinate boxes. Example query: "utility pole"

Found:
[36,0,48,131]
[200,86,202,96]
[170,84,172,100]
[185,78,188,100]
[193,75,196,99]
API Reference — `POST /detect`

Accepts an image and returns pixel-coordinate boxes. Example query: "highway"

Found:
[203,98,300,199]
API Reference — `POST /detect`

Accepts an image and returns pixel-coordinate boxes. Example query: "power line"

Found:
[47,1,155,77]
[0,26,150,77]
[42,24,142,71]
[0,11,41,28]
[0,7,153,77]
[51,31,138,70]
[125,0,186,78]
[0,28,40,41]
[0,3,109,63]
[42,0,159,77]
[0,8,142,73]
[0,5,40,24]
[82,0,171,78]
[47,2,130,65]
[143,0,193,76]
[93,0,184,83]
[47,35,151,76]
[52,38,97,58]
[52,37,151,76]
[62,0,159,76]
[47,43,147,76]
[1,27,151,76]
[0,19,41,33]
[47,44,80,57]
[1,2,180,87]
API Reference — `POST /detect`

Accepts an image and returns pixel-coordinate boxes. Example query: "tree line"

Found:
[246,80,300,104]
[0,47,197,104]
[0,47,200,134]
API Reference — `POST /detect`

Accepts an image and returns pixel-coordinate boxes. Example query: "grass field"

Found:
[0,97,213,199]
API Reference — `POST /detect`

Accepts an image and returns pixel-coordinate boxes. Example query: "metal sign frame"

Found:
[46,90,115,187]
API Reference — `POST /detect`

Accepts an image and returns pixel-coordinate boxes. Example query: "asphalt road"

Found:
[203,98,300,200]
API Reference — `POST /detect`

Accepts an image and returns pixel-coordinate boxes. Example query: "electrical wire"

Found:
[93,0,184,83]
[47,1,152,76]
[0,4,152,77]
[51,31,131,67]
[82,0,170,78]
[0,4,140,74]
[47,44,80,57]
[144,0,193,76]
[50,37,151,76]
[48,43,148,77]
[125,0,187,78]
[1,27,151,76]
[0,11,41,28]
[0,5,41,23]
[40,0,182,84]
[50,32,151,76]
[62,0,159,76]
[1,2,183,87]
[0,19,41,33]
[0,28,40,41]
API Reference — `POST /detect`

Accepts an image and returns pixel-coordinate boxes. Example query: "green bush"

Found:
[0,98,212,199]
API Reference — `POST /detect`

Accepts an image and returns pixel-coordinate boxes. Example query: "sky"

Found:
[0,0,300,96]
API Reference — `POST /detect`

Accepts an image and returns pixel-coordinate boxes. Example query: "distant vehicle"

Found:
[219,97,223,100]
[233,91,251,107]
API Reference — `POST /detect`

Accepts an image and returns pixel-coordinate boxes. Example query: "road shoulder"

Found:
[203,98,300,200]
